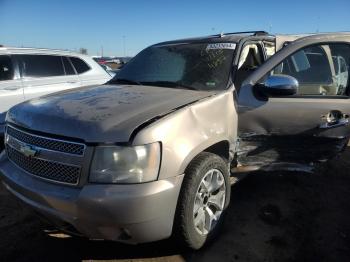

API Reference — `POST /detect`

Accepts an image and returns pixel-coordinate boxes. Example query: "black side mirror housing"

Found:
[259,74,299,97]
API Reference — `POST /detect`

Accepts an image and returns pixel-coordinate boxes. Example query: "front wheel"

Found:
[173,152,231,250]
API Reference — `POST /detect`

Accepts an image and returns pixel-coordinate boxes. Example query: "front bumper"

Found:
[0,153,184,244]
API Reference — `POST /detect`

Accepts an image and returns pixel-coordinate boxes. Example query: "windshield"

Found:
[110,42,236,91]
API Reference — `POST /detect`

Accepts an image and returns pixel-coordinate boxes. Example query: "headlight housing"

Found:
[89,142,161,184]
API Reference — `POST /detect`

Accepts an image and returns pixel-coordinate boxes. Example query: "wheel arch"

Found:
[179,139,231,175]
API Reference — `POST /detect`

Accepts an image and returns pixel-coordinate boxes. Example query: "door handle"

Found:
[320,118,349,129]
[320,110,349,129]
[67,81,78,84]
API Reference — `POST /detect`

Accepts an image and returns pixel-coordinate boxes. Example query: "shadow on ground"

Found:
[1,148,350,262]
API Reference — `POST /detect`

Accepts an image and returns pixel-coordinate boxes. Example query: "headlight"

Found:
[89,142,161,184]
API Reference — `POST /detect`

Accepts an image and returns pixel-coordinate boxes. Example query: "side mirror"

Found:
[259,74,298,97]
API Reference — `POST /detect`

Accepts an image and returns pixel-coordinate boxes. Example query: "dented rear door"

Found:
[237,34,350,167]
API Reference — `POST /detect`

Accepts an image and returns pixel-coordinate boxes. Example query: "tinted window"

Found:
[63,56,76,75]
[69,57,90,74]
[18,55,64,77]
[114,43,236,91]
[0,55,14,81]
[271,44,350,96]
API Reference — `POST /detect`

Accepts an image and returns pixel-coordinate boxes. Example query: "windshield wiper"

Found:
[141,81,197,90]
[108,78,142,85]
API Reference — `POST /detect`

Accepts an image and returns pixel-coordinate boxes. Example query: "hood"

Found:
[6,84,216,143]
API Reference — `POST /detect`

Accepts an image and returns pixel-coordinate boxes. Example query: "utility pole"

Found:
[101,46,104,57]
[123,35,126,57]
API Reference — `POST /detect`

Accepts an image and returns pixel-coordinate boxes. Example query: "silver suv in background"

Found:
[0,32,350,249]
[0,47,112,150]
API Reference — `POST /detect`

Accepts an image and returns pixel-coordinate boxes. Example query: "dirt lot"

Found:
[1,148,350,262]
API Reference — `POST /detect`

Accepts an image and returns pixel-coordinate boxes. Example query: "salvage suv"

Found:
[1,31,350,249]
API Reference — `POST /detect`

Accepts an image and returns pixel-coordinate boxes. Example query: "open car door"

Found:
[237,33,350,168]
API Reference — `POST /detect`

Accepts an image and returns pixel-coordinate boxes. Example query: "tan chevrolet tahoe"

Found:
[1,31,350,249]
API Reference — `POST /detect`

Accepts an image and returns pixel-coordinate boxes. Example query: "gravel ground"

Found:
[1,148,350,262]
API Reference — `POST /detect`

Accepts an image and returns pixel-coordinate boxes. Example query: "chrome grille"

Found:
[7,146,80,184]
[6,126,85,155]
[5,125,85,185]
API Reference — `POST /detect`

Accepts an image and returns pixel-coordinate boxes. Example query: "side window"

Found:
[340,57,348,73]
[18,55,65,77]
[69,57,90,74]
[234,43,264,89]
[62,56,76,75]
[237,44,263,70]
[333,57,339,75]
[271,44,350,96]
[263,41,276,59]
[0,55,14,81]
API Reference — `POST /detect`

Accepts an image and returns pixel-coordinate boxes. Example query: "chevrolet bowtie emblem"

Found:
[19,145,39,158]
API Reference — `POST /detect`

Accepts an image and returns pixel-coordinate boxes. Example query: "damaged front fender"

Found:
[132,90,238,180]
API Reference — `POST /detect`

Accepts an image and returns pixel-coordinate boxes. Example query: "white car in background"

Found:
[100,63,117,77]
[0,47,112,149]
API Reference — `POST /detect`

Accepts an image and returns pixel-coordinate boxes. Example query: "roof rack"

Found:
[212,31,269,38]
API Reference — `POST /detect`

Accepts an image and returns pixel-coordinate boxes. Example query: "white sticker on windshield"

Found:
[206,43,236,50]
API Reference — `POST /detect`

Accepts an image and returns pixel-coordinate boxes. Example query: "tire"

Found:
[173,152,231,250]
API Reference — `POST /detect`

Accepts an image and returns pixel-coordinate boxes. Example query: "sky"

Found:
[0,0,349,57]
